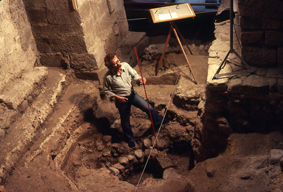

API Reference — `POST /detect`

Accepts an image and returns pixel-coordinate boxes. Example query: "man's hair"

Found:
[104,53,117,69]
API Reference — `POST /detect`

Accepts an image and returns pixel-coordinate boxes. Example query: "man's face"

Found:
[110,55,121,72]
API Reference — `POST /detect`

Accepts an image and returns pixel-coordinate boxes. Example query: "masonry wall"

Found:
[238,0,283,67]
[0,0,38,91]
[203,0,283,159]
[23,0,128,77]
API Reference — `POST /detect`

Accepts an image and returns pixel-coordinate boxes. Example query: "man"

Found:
[103,53,168,148]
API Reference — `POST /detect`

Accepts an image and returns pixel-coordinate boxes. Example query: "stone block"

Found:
[24,0,46,10]
[50,35,87,53]
[240,17,281,30]
[156,156,174,171]
[26,9,47,25]
[34,36,50,53]
[227,101,249,117]
[241,31,264,45]
[46,0,69,10]
[267,67,283,77]
[70,53,98,71]
[242,75,269,96]
[32,24,83,37]
[238,0,283,19]
[242,46,277,67]
[227,78,243,93]
[0,67,48,109]
[46,10,80,25]
[270,149,283,165]
[265,31,283,47]
[40,54,68,68]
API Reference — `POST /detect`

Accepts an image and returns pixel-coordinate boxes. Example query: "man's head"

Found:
[104,53,121,72]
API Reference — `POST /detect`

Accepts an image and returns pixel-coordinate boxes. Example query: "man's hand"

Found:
[139,77,146,85]
[114,95,128,103]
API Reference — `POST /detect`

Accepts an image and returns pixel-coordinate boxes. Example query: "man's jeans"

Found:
[115,91,163,143]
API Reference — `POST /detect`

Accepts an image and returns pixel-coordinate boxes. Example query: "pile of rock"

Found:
[71,132,191,183]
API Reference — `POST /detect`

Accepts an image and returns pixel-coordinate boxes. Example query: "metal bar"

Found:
[214,69,254,78]
[212,50,230,79]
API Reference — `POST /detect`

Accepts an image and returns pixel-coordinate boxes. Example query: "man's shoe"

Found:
[128,141,136,148]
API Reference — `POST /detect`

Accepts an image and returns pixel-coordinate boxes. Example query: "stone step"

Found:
[0,67,48,130]
[0,67,48,109]
[23,80,99,165]
[0,68,66,181]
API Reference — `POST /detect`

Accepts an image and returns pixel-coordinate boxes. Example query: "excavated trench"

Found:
[46,10,221,188]
[55,43,211,187]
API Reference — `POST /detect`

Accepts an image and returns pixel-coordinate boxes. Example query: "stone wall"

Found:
[204,0,283,159]
[23,0,128,77]
[238,0,283,67]
[0,0,38,91]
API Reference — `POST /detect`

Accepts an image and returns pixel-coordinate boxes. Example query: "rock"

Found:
[118,156,129,165]
[151,149,159,159]
[134,149,143,159]
[143,138,152,148]
[127,154,135,161]
[109,167,119,176]
[163,168,185,180]
[139,178,195,192]
[102,148,111,157]
[96,138,103,147]
[112,163,125,171]
[157,139,167,150]
[18,100,28,112]
[97,144,105,151]
[117,147,125,154]
[205,166,216,177]
[156,155,174,171]
[102,135,112,142]
[111,143,121,149]
[270,149,283,165]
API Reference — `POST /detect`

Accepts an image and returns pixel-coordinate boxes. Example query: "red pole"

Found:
[134,47,158,149]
